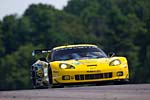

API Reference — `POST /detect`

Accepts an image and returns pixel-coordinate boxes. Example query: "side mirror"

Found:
[108,52,115,57]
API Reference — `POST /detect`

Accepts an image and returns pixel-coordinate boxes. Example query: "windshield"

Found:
[51,46,107,61]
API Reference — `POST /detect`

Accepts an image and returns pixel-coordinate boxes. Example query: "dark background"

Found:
[0,0,150,90]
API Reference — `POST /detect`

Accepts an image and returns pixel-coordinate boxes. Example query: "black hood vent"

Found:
[87,64,97,67]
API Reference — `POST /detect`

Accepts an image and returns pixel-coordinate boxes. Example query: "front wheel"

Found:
[31,67,49,89]
[48,68,64,88]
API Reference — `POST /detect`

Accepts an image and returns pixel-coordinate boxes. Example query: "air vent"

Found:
[87,64,97,67]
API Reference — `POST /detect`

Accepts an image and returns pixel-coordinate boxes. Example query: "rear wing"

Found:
[32,49,51,56]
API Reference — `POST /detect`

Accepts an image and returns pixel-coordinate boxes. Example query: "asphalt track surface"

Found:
[0,84,150,100]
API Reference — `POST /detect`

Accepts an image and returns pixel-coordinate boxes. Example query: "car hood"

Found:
[50,57,124,70]
[58,58,110,67]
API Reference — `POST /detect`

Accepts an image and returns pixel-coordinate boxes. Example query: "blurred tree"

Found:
[2,15,18,54]
[64,0,90,16]
[15,16,35,45]
[0,44,40,90]
[23,4,95,48]
[0,21,5,56]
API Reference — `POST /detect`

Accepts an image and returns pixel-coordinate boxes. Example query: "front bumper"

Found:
[52,67,129,84]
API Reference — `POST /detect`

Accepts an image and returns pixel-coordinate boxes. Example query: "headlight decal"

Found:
[60,64,68,69]
[59,63,75,69]
[109,59,121,66]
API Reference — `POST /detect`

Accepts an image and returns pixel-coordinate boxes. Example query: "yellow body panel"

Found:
[50,57,129,84]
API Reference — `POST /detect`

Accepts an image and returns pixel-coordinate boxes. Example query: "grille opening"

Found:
[75,72,112,80]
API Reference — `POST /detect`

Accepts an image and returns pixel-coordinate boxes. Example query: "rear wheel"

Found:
[31,66,49,89]
[31,67,37,88]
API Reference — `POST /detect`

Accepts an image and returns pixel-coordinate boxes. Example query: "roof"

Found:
[53,44,97,50]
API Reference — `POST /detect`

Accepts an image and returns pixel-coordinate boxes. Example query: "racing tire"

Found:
[114,79,129,85]
[48,66,64,88]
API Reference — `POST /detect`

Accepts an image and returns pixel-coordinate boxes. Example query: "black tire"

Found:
[31,66,36,88]
[48,64,53,88]
[48,65,64,88]
[114,79,129,85]
[52,85,64,88]
[31,66,48,89]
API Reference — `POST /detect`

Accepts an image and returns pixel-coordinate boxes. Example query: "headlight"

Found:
[59,63,75,69]
[60,64,68,69]
[109,59,121,66]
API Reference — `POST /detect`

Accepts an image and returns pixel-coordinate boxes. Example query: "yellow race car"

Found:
[31,44,129,88]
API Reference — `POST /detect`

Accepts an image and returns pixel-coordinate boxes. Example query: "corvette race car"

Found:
[31,44,129,88]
